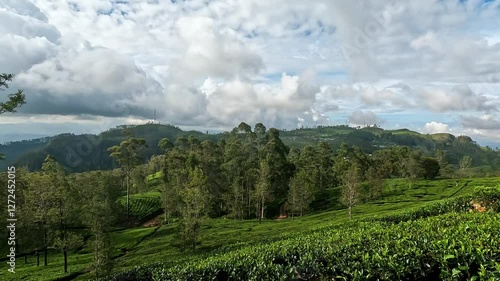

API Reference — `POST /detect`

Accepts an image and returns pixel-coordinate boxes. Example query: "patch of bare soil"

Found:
[470,201,487,213]
[143,214,162,227]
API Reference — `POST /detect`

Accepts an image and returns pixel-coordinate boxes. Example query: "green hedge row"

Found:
[375,186,500,224]
[145,213,499,281]
[107,187,500,281]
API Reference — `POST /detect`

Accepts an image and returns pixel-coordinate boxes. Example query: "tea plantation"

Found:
[3,178,499,281]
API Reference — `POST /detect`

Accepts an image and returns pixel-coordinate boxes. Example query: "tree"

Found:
[287,169,315,218]
[22,172,53,266]
[316,142,335,191]
[222,127,259,219]
[340,165,361,220]
[199,140,225,217]
[0,73,25,114]
[261,128,293,201]
[107,133,147,217]
[130,165,148,193]
[42,155,82,273]
[79,172,116,279]
[160,154,181,224]
[458,155,472,178]
[0,73,26,160]
[366,166,383,200]
[435,149,449,177]
[254,159,272,223]
[179,167,207,251]
[401,149,424,188]
[421,157,440,180]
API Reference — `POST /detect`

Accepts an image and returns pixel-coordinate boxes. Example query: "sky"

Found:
[1,0,500,145]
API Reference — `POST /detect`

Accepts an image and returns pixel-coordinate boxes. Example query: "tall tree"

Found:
[261,128,293,200]
[107,133,147,217]
[22,172,53,266]
[179,167,207,251]
[458,155,472,178]
[159,138,183,224]
[316,142,335,191]
[254,159,272,223]
[435,149,449,177]
[340,165,361,220]
[366,166,383,200]
[287,169,315,218]
[199,140,225,217]
[401,149,424,188]
[42,155,82,273]
[80,172,116,279]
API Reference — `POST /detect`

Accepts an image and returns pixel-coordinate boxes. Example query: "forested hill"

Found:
[0,123,499,172]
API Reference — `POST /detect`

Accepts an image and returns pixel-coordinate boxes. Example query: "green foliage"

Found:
[179,167,208,251]
[459,155,473,178]
[121,214,500,281]
[108,134,148,217]
[287,169,315,217]
[8,178,500,280]
[0,72,25,160]
[422,157,440,179]
[254,159,272,222]
[3,122,500,178]
[340,165,362,219]
[0,73,25,114]
[378,186,500,223]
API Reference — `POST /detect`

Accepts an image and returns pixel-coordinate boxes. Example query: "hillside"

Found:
[2,178,498,280]
[0,124,219,172]
[1,123,499,173]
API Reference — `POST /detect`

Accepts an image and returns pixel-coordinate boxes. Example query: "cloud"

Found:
[172,16,263,82]
[17,45,164,118]
[348,110,380,126]
[422,121,452,134]
[461,115,500,130]
[417,84,497,112]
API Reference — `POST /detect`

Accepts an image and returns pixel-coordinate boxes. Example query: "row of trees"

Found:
[104,123,463,249]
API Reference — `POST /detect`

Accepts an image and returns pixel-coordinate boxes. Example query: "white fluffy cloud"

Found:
[423,122,452,134]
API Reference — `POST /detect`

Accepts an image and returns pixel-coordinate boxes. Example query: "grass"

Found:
[2,177,499,281]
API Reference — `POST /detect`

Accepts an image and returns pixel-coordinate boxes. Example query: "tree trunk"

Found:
[126,174,130,217]
[260,197,264,222]
[64,250,68,273]
[60,200,68,273]
[319,172,323,190]
[257,201,263,223]
[348,206,352,220]
[44,228,48,266]
[192,227,197,252]
[37,251,40,266]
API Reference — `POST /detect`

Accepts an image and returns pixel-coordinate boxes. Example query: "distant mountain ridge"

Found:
[0,123,498,172]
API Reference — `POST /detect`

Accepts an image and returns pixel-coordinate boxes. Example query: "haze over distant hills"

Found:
[0,133,50,144]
